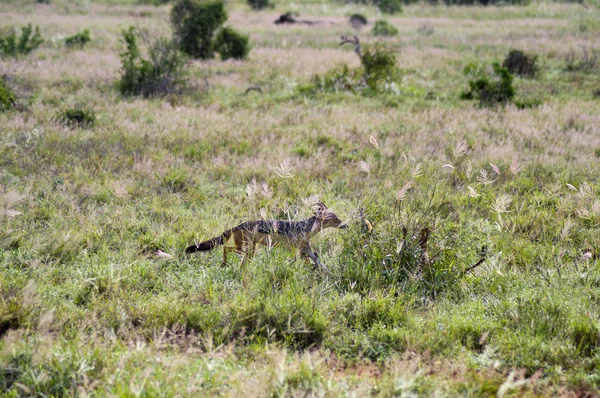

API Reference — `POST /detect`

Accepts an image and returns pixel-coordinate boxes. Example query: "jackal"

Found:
[185,203,347,270]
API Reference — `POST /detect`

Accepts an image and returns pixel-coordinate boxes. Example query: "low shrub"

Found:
[170,0,228,59]
[361,44,398,89]
[0,76,16,112]
[118,27,189,97]
[460,62,515,106]
[0,24,43,58]
[64,29,91,48]
[58,108,96,127]
[373,0,403,13]
[502,49,538,78]
[214,27,250,60]
[247,0,273,10]
[372,20,398,36]
[565,46,598,73]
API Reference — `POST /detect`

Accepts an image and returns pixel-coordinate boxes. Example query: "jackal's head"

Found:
[312,202,348,229]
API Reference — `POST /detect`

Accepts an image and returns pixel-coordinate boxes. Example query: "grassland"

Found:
[1,0,600,395]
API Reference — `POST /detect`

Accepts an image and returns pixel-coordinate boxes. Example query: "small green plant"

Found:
[0,24,43,58]
[0,76,16,112]
[247,0,272,10]
[214,27,250,60]
[372,20,398,36]
[170,0,228,59]
[64,29,91,48]
[502,49,538,78]
[58,108,96,127]
[118,27,189,97]
[461,62,515,106]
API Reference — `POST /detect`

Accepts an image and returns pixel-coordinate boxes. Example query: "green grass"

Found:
[1,0,600,395]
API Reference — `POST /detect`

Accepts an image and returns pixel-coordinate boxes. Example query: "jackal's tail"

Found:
[186,229,233,254]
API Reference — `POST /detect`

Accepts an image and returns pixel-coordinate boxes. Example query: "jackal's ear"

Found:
[312,202,328,219]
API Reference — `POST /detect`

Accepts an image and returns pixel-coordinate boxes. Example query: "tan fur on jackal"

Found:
[186,203,347,270]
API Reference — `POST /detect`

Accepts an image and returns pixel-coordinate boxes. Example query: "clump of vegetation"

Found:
[460,62,515,106]
[593,88,600,98]
[64,29,91,48]
[0,76,16,111]
[214,26,250,60]
[565,46,598,73]
[443,0,530,4]
[349,14,368,29]
[247,0,273,10]
[57,108,96,127]
[502,49,538,78]
[118,26,189,97]
[303,37,399,95]
[170,0,228,59]
[372,20,398,36]
[0,24,43,58]
[373,0,403,13]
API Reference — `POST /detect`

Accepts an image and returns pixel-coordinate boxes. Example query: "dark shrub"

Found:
[247,0,273,10]
[170,0,227,59]
[350,14,368,29]
[593,88,600,98]
[58,108,96,127]
[64,29,91,48]
[373,0,403,13]
[502,49,538,78]
[0,24,43,58]
[461,62,515,106]
[118,27,189,97]
[0,76,16,111]
[214,27,250,60]
[372,20,398,36]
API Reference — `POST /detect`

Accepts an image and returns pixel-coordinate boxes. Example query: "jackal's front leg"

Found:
[300,243,326,272]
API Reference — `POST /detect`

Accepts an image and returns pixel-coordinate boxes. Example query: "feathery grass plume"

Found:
[301,195,320,208]
[566,183,577,192]
[509,158,522,175]
[490,163,500,176]
[359,161,371,174]
[396,180,413,201]
[453,140,468,159]
[491,195,512,214]
[560,219,573,240]
[411,163,422,179]
[467,186,480,198]
[462,160,474,179]
[576,182,593,198]
[477,169,495,185]
[260,182,273,198]
[273,159,295,178]
[369,135,379,149]
[246,178,258,198]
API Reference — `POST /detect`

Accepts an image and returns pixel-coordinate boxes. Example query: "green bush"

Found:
[460,62,515,106]
[64,29,91,48]
[118,27,189,97]
[0,24,43,58]
[214,27,250,60]
[372,20,398,36]
[247,0,272,10]
[502,49,538,78]
[58,108,96,127]
[0,77,16,112]
[361,44,398,89]
[373,0,403,13]
[170,0,228,59]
